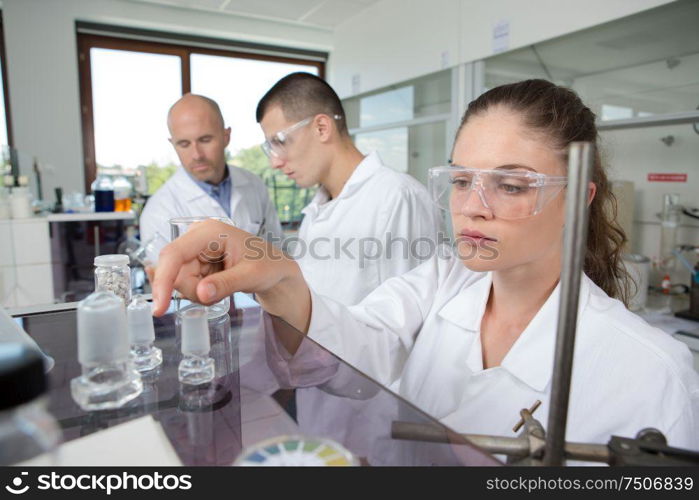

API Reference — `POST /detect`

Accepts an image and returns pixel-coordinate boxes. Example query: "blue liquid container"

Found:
[92,175,115,212]
[94,190,114,212]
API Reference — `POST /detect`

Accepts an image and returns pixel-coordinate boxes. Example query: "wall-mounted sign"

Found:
[647,173,687,182]
[492,19,510,54]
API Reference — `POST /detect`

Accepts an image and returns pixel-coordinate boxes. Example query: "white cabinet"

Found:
[1,217,54,308]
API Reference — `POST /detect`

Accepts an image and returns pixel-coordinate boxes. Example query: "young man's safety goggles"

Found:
[261,115,343,160]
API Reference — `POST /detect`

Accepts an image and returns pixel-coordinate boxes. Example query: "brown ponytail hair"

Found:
[457,79,631,304]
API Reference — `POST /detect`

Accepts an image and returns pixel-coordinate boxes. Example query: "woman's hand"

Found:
[150,219,311,332]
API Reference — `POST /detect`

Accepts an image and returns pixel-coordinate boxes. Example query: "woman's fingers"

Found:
[145,266,155,284]
[173,259,206,302]
[196,259,274,304]
[151,245,183,316]
[151,220,287,316]
[152,220,237,315]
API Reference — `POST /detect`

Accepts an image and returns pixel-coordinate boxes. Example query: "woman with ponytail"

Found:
[152,80,698,456]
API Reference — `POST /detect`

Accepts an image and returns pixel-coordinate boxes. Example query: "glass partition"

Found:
[483,0,699,124]
[344,70,451,183]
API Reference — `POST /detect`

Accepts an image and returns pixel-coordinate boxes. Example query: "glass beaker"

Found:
[129,231,169,269]
[169,216,234,319]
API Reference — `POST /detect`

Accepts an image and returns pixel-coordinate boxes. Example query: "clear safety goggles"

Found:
[428,165,567,220]
[261,114,343,159]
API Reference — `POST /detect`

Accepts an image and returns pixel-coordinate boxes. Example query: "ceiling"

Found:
[125,0,380,30]
[486,0,699,80]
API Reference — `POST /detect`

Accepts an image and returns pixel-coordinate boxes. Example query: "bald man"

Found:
[140,94,283,252]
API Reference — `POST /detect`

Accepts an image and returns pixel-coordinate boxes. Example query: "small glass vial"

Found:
[127,295,162,372]
[94,254,131,304]
[178,306,215,385]
[71,291,143,411]
[0,343,61,465]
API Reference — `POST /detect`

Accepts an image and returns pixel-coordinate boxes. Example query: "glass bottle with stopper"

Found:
[127,295,162,372]
[178,305,215,385]
[71,291,143,410]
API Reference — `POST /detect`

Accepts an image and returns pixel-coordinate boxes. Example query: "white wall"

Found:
[329,0,676,97]
[329,0,461,97]
[2,0,332,196]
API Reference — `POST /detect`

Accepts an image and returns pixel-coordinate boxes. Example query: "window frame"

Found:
[0,12,14,147]
[77,32,325,192]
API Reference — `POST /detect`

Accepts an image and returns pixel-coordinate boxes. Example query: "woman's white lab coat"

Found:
[140,166,283,247]
[286,151,442,456]
[307,250,699,450]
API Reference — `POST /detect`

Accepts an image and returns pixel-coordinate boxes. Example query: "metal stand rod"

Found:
[391,421,610,463]
[391,421,529,456]
[544,142,594,466]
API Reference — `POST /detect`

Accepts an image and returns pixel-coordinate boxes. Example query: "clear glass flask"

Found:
[169,216,233,319]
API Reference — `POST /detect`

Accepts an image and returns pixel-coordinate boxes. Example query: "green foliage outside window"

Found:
[145,162,178,195]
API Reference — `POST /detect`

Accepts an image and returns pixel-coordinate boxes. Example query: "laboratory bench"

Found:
[636,291,699,371]
[14,293,500,466]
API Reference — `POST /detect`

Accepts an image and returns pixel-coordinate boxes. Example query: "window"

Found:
[189,53,320,227]
[355,128,409,173]
[88,45,183,191]
[77,28,325,224]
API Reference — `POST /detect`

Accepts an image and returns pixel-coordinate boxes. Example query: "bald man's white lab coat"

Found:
[140,166,283,251]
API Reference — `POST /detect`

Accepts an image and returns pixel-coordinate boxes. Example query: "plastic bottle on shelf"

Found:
[113,176,133,212]
[10,177,33,219]
[91,174,115,212]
